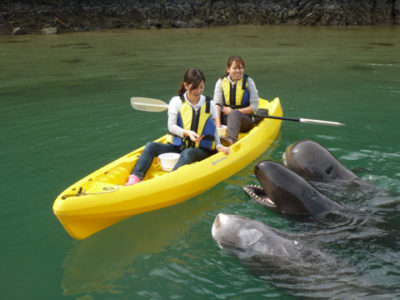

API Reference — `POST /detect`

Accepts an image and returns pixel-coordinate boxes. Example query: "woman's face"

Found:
[226,60,244,82]
[184,80,205,103]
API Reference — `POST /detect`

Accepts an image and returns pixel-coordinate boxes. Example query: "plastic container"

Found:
[217,125,227,137]
[158,152,180,172]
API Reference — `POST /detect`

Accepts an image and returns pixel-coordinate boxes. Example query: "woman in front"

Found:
[126,68,230,186]
[213,56,259,144]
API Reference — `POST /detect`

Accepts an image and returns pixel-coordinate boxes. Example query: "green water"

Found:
[1,26,399,299]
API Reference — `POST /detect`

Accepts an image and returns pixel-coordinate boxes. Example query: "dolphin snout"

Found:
[212,213,227,239]
[254,161,268,175]
[254,160,280,178]
[282,152,287,166]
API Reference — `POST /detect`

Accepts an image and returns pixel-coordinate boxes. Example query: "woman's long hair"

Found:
[177,68,206,95]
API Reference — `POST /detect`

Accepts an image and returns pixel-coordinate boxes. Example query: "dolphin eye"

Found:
[325,166,333,175]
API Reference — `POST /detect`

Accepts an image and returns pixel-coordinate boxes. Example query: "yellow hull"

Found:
[53,98,283,239]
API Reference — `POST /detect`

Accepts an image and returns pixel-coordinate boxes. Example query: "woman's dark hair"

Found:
[177,68,206,95]
[225,55,245,76]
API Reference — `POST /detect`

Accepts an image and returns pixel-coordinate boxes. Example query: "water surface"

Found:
[1,25,399,299]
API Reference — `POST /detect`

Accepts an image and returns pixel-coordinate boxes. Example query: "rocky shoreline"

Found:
[1,0,399,35]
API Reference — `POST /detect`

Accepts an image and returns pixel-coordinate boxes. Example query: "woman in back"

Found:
[213,56,259,144]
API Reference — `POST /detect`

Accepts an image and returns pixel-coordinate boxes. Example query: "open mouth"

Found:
[243,184,276,208]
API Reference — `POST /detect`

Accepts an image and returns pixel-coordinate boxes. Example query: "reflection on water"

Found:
[62,205,189,295]
[61,186,233,297]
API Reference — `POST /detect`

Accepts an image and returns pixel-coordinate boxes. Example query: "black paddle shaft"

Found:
[250,114,300,122]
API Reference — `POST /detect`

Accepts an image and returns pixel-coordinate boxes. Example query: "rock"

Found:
[42,26,57,35]
[170,20,188,28]
[11,27,25,35]
[395,0,400,24]
[0,0,398,35]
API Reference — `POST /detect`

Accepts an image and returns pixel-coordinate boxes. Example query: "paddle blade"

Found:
[299,118,345,126]
[130,97,169,112]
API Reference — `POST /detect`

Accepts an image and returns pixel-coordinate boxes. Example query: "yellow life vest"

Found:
[221,74,250,108]
[172,95,216,150]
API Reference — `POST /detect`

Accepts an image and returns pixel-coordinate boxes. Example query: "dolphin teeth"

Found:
[243,184,272,207]
[243,182,278,208]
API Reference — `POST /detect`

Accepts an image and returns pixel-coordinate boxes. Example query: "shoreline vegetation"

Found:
[1,0,399,36]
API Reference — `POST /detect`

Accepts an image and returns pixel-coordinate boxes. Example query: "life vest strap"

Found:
[242,74,248,90]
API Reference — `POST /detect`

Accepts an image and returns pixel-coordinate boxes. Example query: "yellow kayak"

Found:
[53,97,282,239]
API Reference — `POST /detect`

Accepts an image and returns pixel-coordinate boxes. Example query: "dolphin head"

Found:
[283,140,358,182]
[243,161,342,217]
[212,214,338,279]
[212,213,264,252]
[211,213,299,258]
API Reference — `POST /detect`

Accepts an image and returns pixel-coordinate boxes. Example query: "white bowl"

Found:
[158,152,180,172]
[217,125,227,137]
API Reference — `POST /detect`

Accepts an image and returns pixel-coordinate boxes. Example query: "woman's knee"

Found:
[228,109,242,120]
[144,142,154,148]
[142,142,157,155]
[232,109,242,116]
[144,142,154,149]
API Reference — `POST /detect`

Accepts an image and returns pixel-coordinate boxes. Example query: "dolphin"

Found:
[243,160,347,217]
[211,214,392,298]
[211,213,335,275]
[282,140,358,182]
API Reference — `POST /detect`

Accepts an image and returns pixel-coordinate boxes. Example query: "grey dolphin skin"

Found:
[283,140,358,182]
[211,213,332,274]
[243,161,347,217]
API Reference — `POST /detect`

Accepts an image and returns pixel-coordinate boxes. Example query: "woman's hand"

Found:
[222,106,234,115]
[223,105,254,115]
[217,145,230,155]
[187,130,203,142]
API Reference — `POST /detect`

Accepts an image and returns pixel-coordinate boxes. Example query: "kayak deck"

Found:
[53,97,283,239]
